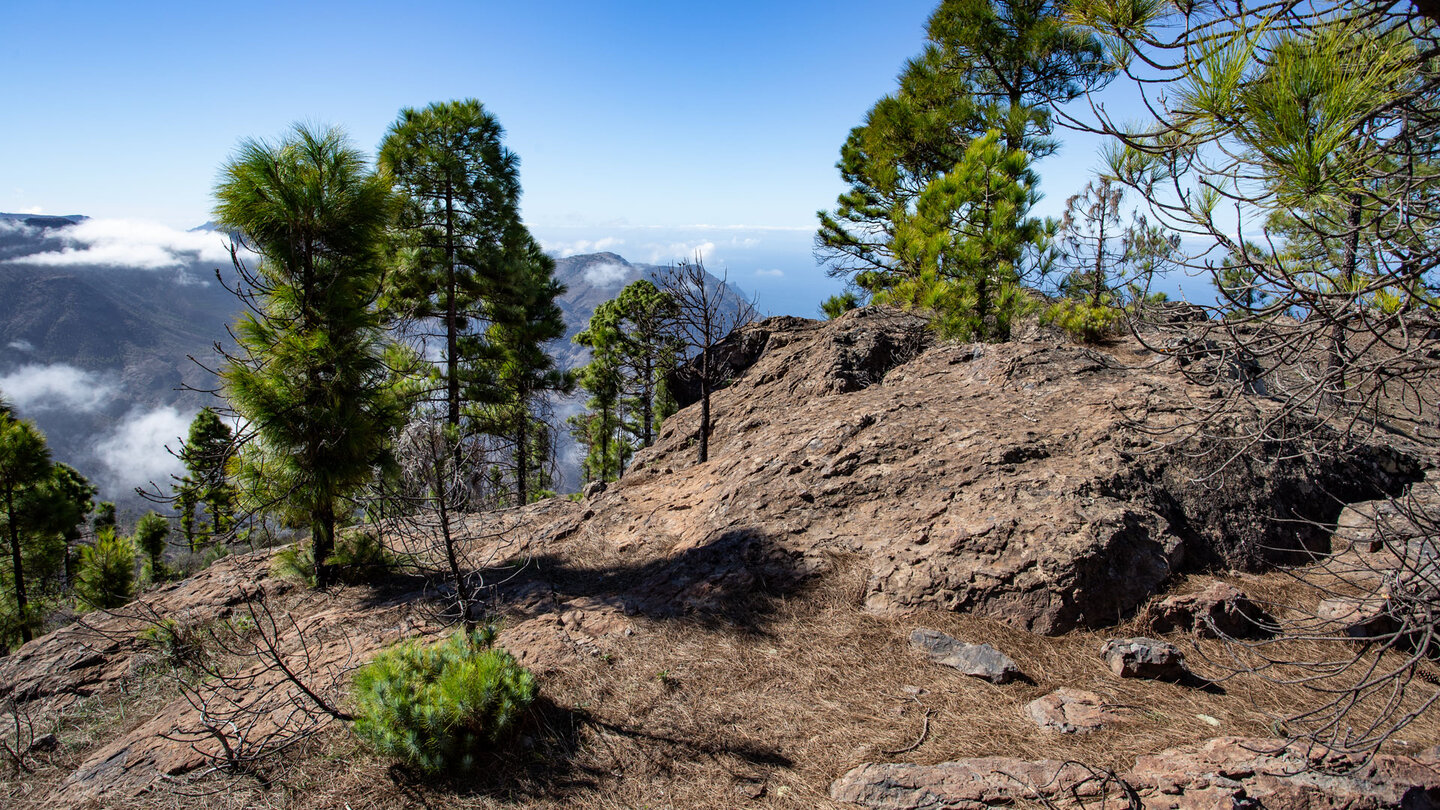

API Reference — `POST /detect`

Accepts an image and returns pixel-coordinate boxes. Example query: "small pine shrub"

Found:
[328,529,393,582]
[271,530,393,587]
[137,618,202,668]
[75,528,137,610]
[270,542,316,586]
[351,629,536,773]
[1045,298,1121,343]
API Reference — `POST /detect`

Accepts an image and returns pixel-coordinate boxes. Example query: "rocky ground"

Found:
[2,307,1438,809]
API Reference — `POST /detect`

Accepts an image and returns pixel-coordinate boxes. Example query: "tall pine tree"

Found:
[380,100,521,432]
[216,125,404,589]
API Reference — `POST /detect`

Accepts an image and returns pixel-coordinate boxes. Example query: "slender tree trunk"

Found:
[641,354,654,447]
[313,502,335,590]
[514,401,529,506]
[434,446,473,632]
[7,485,31,643]
[699,347,711,464]
[1329,194,1363,403]
[445,183,460,430]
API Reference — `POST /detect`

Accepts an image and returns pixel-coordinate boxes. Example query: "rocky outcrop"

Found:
[834,739,1440,809]
[830,758,1108,809]
[621,308,1420,635]
[1129,737,1440,810]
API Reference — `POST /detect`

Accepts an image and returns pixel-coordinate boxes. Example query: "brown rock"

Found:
[830,758,1107,809]
[1318,597,1400,640]
[1025,688,1116,734]
[1151,581,1275,638]
[1101,637,1189,681]
[1129,737,1440,809]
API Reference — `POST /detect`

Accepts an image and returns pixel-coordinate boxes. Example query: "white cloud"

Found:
[93,406,194,490]
[754,268,784,278]
[582,262,631,287]
[6,340,34,352]
[645,240,716,264]
[18,206,44,215]
[10,218,235,270]
[546,236,625,258]
[0,364,116,413]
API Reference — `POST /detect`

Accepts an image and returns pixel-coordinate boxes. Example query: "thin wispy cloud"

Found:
[754,268,784,278]
[9,218,234,270]
[582,262,631,287]
[6,340,34,352]
[0,364,116,413]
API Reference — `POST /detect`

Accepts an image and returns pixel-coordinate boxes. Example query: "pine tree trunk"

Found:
[1329,194,1363,404]
[515,403,529,506]
[699,348,711,464]
[7,484,31,643]
[313,502,336,589]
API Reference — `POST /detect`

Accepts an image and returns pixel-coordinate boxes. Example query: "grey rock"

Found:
[1101,637,1189,681]
[582,480,607,499]
[909,628,1022,684]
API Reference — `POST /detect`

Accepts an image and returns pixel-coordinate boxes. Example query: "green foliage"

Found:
[133,511,170,576]
[820,291,863,320]
[216,124,405,589]
[271,529,393,587]
[75,527,135,610]
[351,629,536,773]
[0,412,93,646]
[874,131,1046,341]
[137,617,203,668]
[380,99,522,432]
[1044,297,1121,343]
[817,0,1111,285]
[572,280,681,483]
[174,408,236,554]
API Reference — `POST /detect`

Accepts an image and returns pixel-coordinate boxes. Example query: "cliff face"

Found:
[1,306,1428,806]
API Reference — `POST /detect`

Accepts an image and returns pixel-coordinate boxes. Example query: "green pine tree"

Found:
[380,100,522,433]
[215,124,405,589]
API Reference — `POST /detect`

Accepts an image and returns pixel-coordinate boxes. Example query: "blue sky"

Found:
[1,0,1149,315]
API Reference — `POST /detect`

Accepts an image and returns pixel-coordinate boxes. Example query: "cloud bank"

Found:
[0,364,116,413]
[9,218,234,270]
[93,405,194,490]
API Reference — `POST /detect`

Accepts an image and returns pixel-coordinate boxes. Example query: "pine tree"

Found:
[174,407,235,552]
[880,130,1047,340]
[215,124,405,589]
[0,413,93,645]
[134,511,170,578]
[74,526,135,610]
[380,100,521,432]
[473,228,572,505]
[817,0,1110,292]
[573,279,681,480]
[0,414,52,644]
